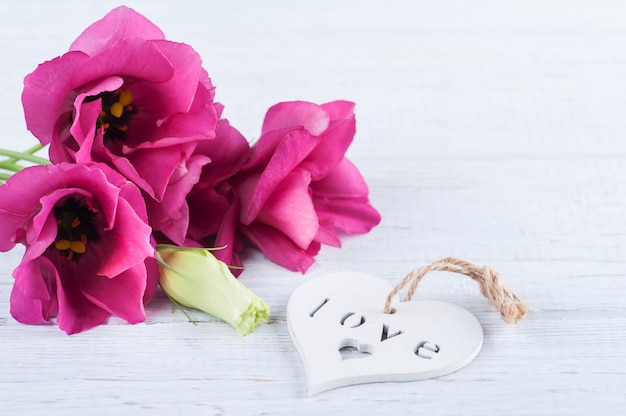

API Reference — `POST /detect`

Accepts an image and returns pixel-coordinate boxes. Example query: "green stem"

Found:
[0,148,49,165]
[0,172,11,181]
[165,292,198,325]
[25,144,45,154]
[0,160,26,173]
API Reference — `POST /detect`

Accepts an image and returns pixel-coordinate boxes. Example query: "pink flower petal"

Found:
[69,6,165,55]
[303,103,356,181]
[320,100,356,120]
[90,138,154,197]
[125,141,198,201]
[70,38,173,89]
[53,264,111,335]
[96,198,154,278]
[261,101,329,136]
[22,51,89,145]
[142,256,160,304]
[243,130,322,221]
[70,76,124,157]
[149,39,209,116]
[314,219,341,247]
[10,257,57,324]
[255,170,319,250]
[314,198,381,235]
[312,157,370,198]
[113,171,150,225]
[70,98,102,162]
[186,183,242,272]
[239,222,320,273]
[187,187,231,241]
[312,158,380,235]
[211,196,241,269]
[194,118,250,189]
[149,79,217,141]
[145,154,210,245]
[79,263,147,325]
[243,127,296,170]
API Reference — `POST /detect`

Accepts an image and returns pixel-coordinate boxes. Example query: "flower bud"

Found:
[156,245,269,336]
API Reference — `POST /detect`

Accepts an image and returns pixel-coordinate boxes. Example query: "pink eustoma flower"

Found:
[21,6,218,244]
[233,101,381,272]
[0,163,156,334]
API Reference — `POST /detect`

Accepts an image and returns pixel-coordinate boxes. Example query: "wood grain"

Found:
[1,1,625,414]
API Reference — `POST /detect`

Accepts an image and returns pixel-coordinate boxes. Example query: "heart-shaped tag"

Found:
[287,272,483,396]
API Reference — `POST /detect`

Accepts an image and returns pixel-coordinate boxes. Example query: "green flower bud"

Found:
[156,245,270,336]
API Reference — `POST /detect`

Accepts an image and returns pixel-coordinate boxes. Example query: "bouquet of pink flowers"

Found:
[0,6,380,335]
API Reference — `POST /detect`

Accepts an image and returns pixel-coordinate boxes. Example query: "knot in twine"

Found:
[384,257,528,323]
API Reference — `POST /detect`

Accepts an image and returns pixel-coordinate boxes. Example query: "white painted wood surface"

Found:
[1,1,625,414]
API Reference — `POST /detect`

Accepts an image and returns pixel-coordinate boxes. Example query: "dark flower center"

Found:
[52,196,101,261]
[85,89,136,143]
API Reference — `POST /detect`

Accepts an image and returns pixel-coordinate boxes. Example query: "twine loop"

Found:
[384,257,528,323]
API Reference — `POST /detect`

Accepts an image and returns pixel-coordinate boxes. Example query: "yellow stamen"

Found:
[55,240,71,251]
[118,90,133,107]
[70,241,86,254]
[110,102,124,118]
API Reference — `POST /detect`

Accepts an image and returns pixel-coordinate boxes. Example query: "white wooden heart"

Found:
[287,272,483,396]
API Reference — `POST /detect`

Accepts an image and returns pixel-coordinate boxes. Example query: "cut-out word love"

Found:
[309,297,441,360]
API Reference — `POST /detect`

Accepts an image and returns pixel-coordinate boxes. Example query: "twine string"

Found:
[383,257,528,323]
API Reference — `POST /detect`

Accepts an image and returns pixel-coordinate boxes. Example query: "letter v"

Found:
[380,324,403,341]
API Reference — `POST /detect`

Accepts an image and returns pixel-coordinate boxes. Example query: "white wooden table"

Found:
[1,1,625,414]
